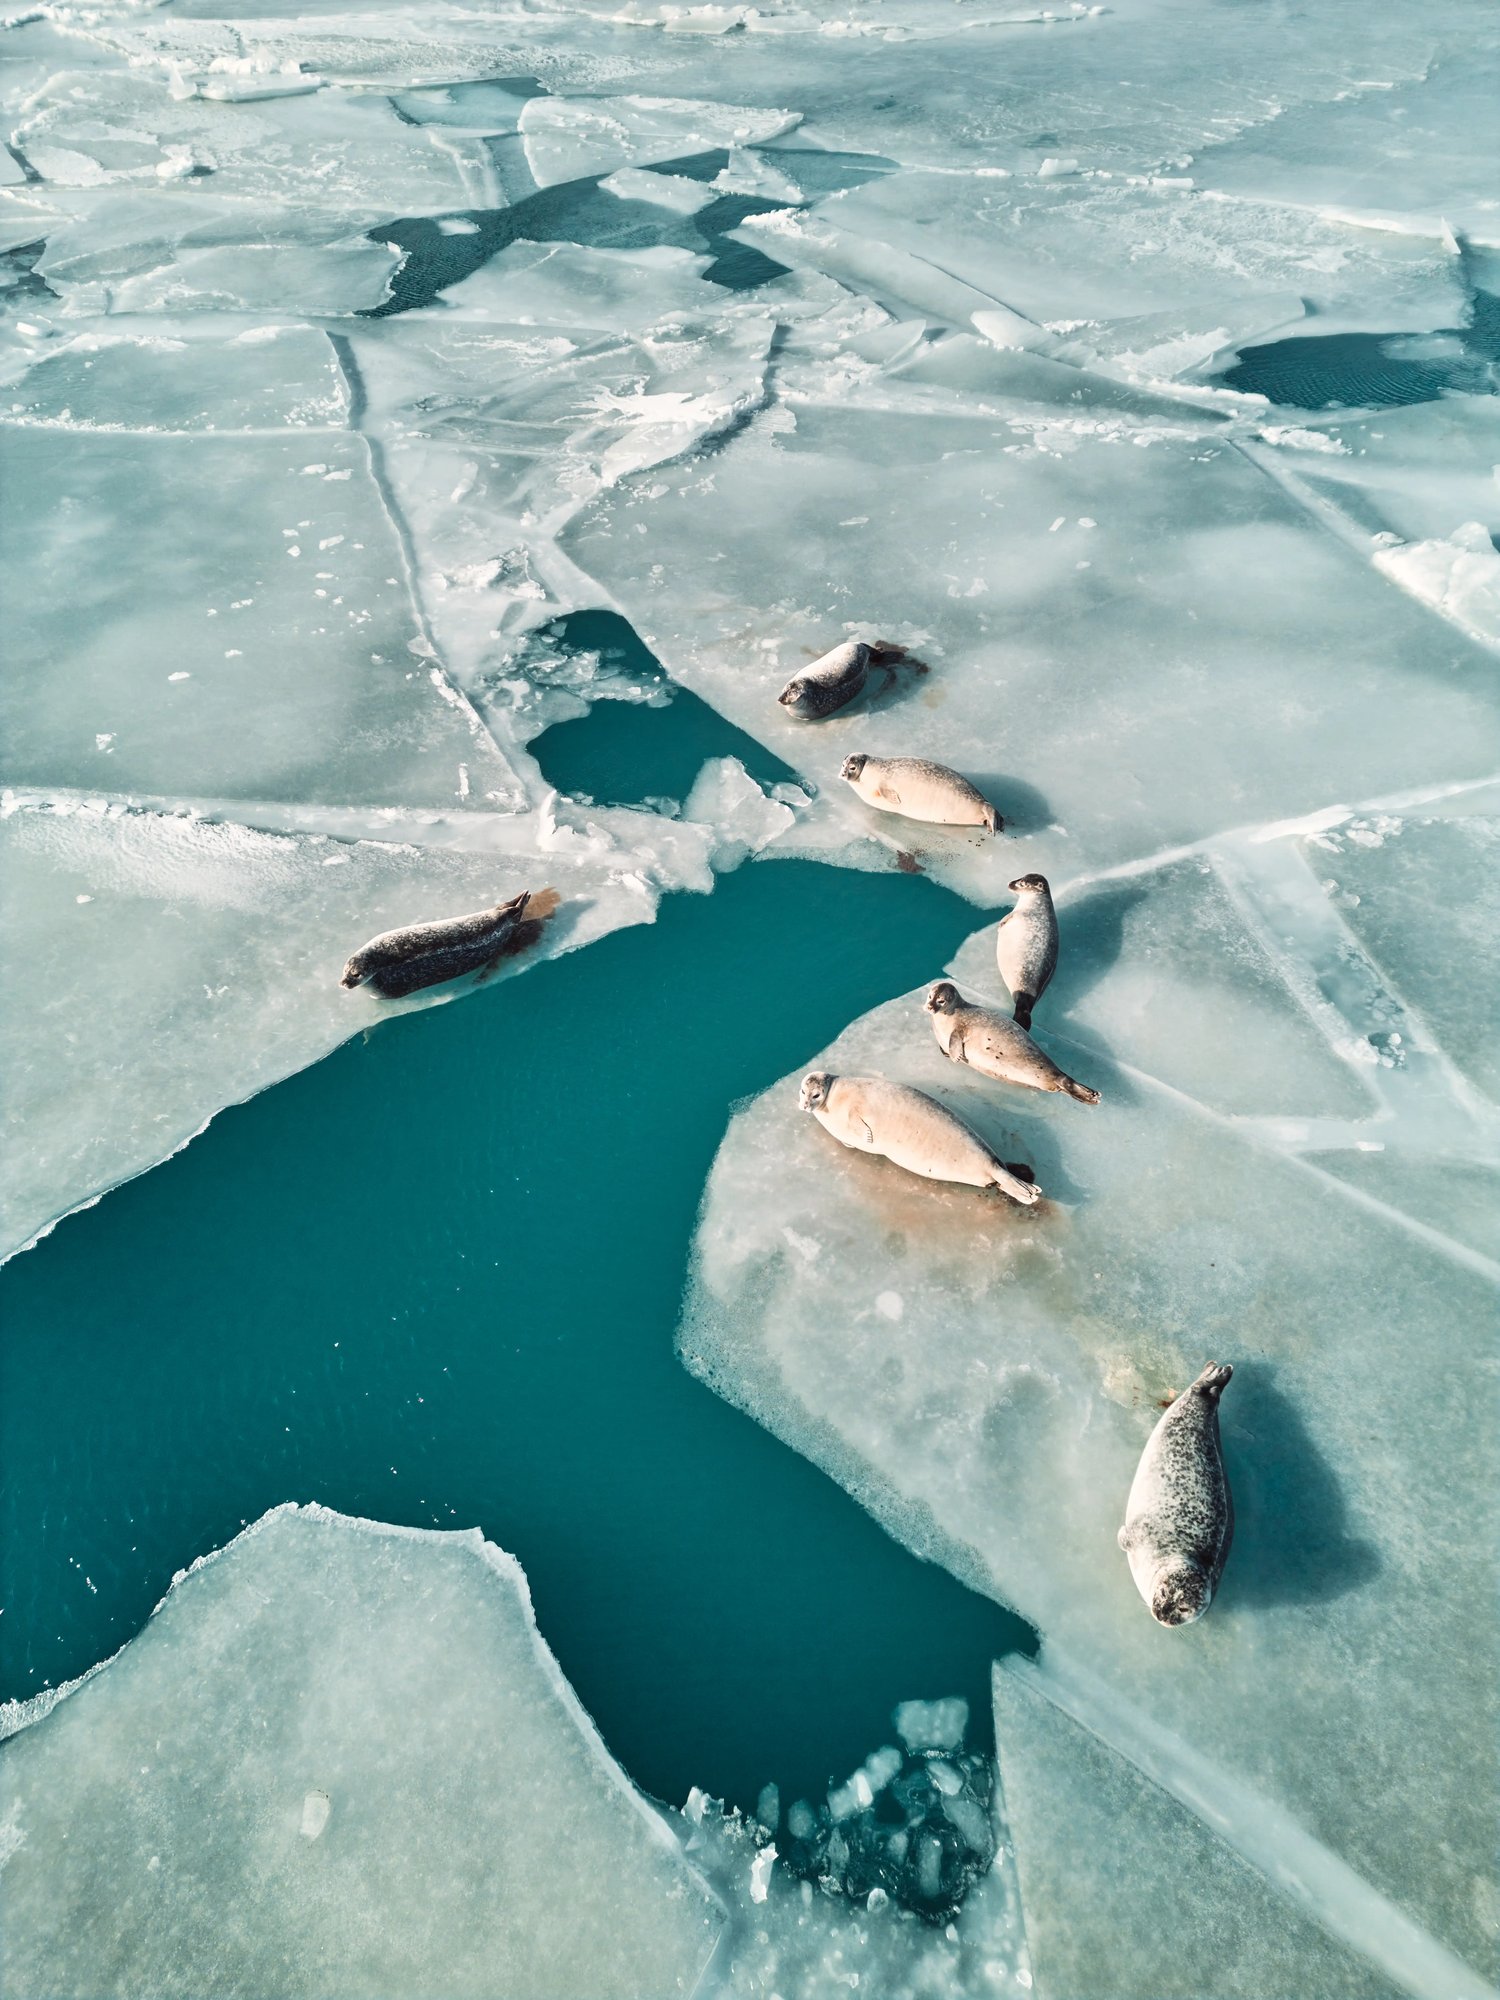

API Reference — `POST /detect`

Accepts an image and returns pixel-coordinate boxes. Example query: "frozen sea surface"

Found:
[3,0,1498,1993]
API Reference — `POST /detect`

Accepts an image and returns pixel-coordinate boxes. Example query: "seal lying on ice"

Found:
[995,874,1058,1032]
[340,888,559,998]
[841,755,1002,833]
[924,982,1099,1103]
[1118,1363,1235,1627]
[778,640,872,719]
[798,1071,1040,1206]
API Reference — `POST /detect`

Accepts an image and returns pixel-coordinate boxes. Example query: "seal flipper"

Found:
[1062,1076,1101,1105]
[1013,993,1035,1031]
[949,1030,967,1065]
[1192,1361,1233,1401]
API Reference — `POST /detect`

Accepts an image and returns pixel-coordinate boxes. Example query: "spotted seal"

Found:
[924,982,1099,1102]
[841,755,1002,833]
[995,874,1058,1031]
[340,888,559,998]
[799,1071,1040,1205]
[1118,1363,1234,1627]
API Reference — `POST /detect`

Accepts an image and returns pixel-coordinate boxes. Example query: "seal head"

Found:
[1008,873,1049,895]
[841,753,869,781]
[1151,1566,1213,1628]
[799,1071,834,1111]
[924,981,961,1016]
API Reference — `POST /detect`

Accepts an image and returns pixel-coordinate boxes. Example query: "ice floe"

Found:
[681,798,1500,1992]
[0,1505,723,1998]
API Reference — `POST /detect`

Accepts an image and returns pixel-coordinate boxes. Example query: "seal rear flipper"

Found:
[1062,1076,1101,1105]
[982,804,1003,834]
[1012,994,1035,1031]
[1192,1362,1233,1400]
[525,886,562,923]
[993,1162,1040,1206]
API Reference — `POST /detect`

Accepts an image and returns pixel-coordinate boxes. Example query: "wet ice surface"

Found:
[3,0,1498,1992]
[0,1506,725,1999]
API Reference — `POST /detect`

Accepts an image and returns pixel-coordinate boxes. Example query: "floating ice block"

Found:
[0,1506,723,2000]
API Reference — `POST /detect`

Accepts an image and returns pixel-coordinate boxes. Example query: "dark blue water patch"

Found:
[0,850,1031,1816]
[1221,293,1500,410]
[528,610,797,808]
[366,164,795,317]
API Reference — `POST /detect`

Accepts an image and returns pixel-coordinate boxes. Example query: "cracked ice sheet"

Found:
[0,795,710,1262]
[7,189,404,318]
[791,170,1469,346]
[342,246,782,719]
[0,1505,723,2000]
[11,68,484,213]
[679,841,1499,1991]
[563,371,1500,899]
[0,414,524,811]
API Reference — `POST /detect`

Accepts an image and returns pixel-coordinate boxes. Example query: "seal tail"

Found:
[1013,994,1035,1031]
[993,1161,1041,1206]
[982,803,1004,835]
[1192,1362,1233,1401]
[525,886,562,923]
[1062,1076,1101,1105]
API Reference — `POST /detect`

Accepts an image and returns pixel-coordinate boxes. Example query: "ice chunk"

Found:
[681,1776,1030,1999]
[683,756,797,868]
[1372,524,1500,651]
[0,800,676,1261]
[518,93,799,188]
[894,1697,969,1753]
[680,844,1499,1986]
[600,164,716,213]
[0,426,520,812]
[0,1505,722,1998]
[993,1660,1403,1998]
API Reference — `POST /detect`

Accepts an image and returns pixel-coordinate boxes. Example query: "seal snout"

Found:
[339,963,363,990]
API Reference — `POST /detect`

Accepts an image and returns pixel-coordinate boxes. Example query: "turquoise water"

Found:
[1222,291,1500,408]
[0,691,1033,1816]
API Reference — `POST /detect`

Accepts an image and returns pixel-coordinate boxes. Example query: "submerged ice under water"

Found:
[2,0,1498,1993]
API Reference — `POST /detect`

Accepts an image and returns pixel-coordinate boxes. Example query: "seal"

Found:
[995,874,1058,1031]
[1118,1363,1234,1627]
[340,887,560,998]
[798,1071,1040,1206]
[924,981,1099,1103]
[841,755,1002,833]
[778,640,871,720]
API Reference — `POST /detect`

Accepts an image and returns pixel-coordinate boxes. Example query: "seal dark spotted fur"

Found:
[1118,1362,1234,1627]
